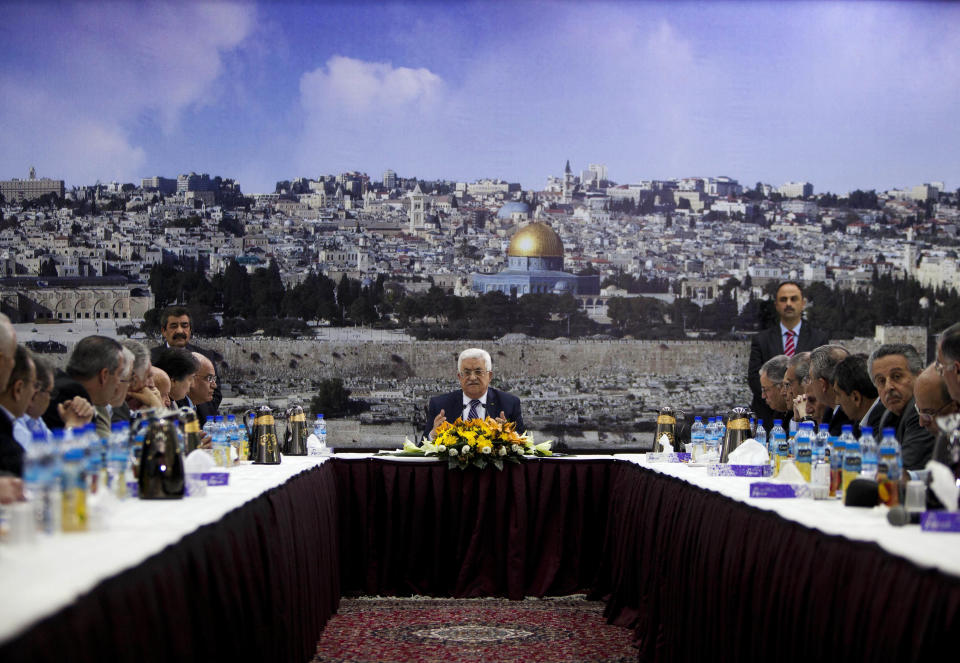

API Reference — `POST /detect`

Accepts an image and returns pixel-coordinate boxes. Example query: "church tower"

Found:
[408,183,426,232]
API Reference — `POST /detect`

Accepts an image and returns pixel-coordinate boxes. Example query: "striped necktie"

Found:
[784,329,796,357]
[467,399,481,421]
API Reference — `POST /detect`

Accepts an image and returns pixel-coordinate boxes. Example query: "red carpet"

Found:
[312,596,636,663]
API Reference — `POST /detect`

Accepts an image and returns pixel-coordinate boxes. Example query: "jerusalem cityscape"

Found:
[2,3,960,662]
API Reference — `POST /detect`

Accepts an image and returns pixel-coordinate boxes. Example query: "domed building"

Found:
[471,222,600,297]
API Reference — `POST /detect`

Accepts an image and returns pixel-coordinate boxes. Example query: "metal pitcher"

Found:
[720,407,752,463]
[284,405,308,456]
[653,406,678,453]
[138,412,185,499]
[251,405,281,464]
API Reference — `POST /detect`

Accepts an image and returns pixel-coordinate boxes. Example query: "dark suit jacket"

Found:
[879,396,935,471]
[748,322,830,426]
[857,398,887,438]
[152,342,222,415]
[0,412,23,477]
[42,373,92,431]
[424,387,524,439]
[827,405,854,437]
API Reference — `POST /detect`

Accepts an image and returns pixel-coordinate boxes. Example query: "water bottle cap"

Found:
[317,413,324,419]
[206,416,214,423]
[694,416,702,422]
[215,415,224,422]
[52,429,67,441]
[841,424,854,433]
[227,414,236,421]
[111,421,126,432]
[773,419,782,426]
[882,427,896,436]
[31,429,47,442]
[861,426,873,436]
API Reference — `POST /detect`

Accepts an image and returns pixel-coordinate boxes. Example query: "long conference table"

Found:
[1,454,959,663]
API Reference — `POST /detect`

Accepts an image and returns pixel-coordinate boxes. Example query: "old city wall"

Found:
[204,338,754,381]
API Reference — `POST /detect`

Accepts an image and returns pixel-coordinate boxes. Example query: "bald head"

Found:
[150,366,172,409]
[914,364,958,436]
[0,313,17,392]
[188,352,216,406]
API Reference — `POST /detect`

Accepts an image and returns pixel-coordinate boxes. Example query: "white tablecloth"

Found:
[615,453,960,579]
[0,456,330,645]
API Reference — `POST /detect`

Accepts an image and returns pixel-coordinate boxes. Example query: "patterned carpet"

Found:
[312,596,636,663]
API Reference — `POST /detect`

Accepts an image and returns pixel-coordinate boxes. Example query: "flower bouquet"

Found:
[402,416,553,471]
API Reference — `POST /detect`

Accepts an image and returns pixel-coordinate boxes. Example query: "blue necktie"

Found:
[467,399,481,420]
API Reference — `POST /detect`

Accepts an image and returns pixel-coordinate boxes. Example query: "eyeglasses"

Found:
[460,369,488,378]
[935,360,956,377]
[916,400,957,421]
[198,374,217,383]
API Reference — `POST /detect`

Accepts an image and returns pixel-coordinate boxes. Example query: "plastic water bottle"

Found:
[690,416,706,461]
[60,429,88,532]
[754,419,767,449]
[307,414,329,456]
[202,416,217,448]
[840,425,861,496]
[223,414,237,463]
[227,414,246,461]
[829,435,844,499]
[107,422,130,499]
[859,426,878,480]
[877,427,902,506]
[23,430,48,533]
[770,419,788,475]
[795,421,814,482]
[715,416,726,444]
[814,423,829,462]
[212,415,230,468]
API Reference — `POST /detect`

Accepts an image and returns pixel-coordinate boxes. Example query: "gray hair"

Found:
[120,347,135,380]
[0,312,13,348]
[868,343,924,377]
[809,344,850,383]
[121,339,150,380]
[32,356,55,390]
[760,355,790,382]
[458,348,492,372]
[65,335,123,381]
[790,351,811,383]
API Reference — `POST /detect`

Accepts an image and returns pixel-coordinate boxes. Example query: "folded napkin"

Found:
[928,460,959,511]
[777,459,806,484]
[658,434,674,454]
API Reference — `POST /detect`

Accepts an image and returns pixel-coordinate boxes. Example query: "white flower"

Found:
[462,444,471,455]
[481,445,492,454]
[499,446,508,456]
[449,448,458,457]
[512,444,522,454]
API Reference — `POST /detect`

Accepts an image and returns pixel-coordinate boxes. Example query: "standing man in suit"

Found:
[151,307,221,416]
[870,343,935,471]
[748,282,830,426]
[423,348,524,440]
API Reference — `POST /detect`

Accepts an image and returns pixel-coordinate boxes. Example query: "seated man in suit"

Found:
[0,346,37,477]
[43,335,125,431]
[748,282,830,427]
[833,354,885,438]
[808,344,852,435]
[424,348,523,440]
[758,355,791,429]
[913,363,958,439]
[869,343,935,471]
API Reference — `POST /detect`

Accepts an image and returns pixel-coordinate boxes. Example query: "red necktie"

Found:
[784,329,796,357]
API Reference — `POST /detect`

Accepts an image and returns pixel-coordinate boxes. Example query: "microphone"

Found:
[887,506,922,526]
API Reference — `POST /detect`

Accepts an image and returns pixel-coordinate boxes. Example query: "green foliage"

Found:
[310,378,352,418]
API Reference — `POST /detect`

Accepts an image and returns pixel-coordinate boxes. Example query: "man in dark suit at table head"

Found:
[151,306,221,416]
[808,344,852,434]
[748,281,830,427]
[869,343,934,471]
[423,348,524,440]
[833,353,885,438]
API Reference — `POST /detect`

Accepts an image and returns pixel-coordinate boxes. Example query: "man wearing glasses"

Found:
[423,348,524,440]
[184,352,218,420]
[151,306,221,417]
[913,364,958,438]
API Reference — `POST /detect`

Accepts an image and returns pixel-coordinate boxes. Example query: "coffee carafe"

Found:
[251,405,281,464]
[180,408,204,454]
[654,406,678,453]
[720,407,752,463]
[284,405,308,456]
[138,412,185,499]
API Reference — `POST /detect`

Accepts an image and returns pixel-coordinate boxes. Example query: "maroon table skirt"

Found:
[595,463,960,663]
[333,457,623,599]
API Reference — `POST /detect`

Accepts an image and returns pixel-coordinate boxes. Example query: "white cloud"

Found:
[300,56,444,114]
[0,1,256,185]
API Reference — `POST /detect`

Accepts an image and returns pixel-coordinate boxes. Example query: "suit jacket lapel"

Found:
[486,388,498,419]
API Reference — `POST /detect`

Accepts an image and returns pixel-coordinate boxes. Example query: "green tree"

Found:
[310,378,352,417]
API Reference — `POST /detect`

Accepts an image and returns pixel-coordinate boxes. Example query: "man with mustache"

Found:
[423,348,524,440]
[150,306,221,419]
[870,343,935,471]
[748,282,830,427]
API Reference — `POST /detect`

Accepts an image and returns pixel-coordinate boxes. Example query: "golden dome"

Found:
[507,223,564,258]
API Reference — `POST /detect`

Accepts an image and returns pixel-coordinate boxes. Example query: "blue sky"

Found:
[1,1,958,194]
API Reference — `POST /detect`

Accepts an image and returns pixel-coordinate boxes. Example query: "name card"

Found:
[200,471,230,486]
[708,464,773,478]
[749,482,811,498]
[921,511,960,532]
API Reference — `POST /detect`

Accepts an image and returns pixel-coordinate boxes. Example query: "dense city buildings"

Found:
[1,167,64,202]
